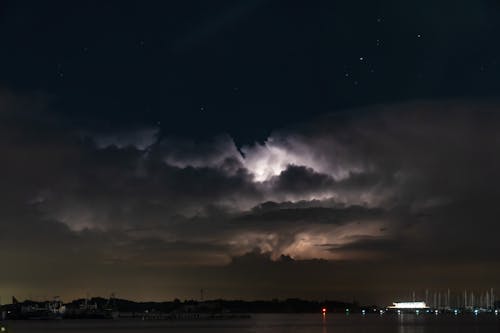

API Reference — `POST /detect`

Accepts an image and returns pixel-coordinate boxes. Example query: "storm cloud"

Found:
[1,90,500,304]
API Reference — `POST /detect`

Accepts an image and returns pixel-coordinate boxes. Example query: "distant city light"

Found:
[388,302,428,309]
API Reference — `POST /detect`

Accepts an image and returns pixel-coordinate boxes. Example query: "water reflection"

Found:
[398,314,425,333]
[6,314,500,333]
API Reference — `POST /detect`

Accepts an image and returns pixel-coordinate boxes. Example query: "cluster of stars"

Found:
[339,17,425,89]
[43,7,497,122]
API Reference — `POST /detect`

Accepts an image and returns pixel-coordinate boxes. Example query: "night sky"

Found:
[1,0,500,305]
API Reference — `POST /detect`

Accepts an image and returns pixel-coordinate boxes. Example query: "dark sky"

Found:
[1,0,500,305]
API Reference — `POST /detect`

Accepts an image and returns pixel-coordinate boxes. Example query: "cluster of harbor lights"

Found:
[381,288,499,316]
[320,289,499,316]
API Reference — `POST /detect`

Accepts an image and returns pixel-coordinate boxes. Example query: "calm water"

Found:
[3,313,500,333]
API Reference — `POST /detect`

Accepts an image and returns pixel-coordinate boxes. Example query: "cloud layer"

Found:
[2,90,500,303]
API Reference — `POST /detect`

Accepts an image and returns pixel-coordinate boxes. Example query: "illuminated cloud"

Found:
[240,138,323,181]
[161,135,244,171]
[158,133,363,184]
[2,91,500,301]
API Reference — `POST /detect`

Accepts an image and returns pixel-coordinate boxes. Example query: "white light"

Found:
[242,144,304,182]
[389,302,428,309]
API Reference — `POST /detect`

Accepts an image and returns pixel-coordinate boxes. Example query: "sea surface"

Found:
[3,313,500,333]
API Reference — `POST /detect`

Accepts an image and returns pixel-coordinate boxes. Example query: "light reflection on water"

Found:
[3,313,500,333]
[397,314,425,333]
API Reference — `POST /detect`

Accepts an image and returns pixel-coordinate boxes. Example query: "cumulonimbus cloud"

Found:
[2,92,500,282]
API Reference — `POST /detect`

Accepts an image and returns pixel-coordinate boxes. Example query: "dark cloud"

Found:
[242,204,385,227]
[1,90,500,303]
[270,165,335,193]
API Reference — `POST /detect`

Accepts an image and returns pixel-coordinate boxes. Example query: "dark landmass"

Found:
[4,296,498,320]
[107,298,364,314]
[1,296,368,320]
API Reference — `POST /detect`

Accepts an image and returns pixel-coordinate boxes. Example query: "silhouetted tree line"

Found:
[3,297,365,314]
